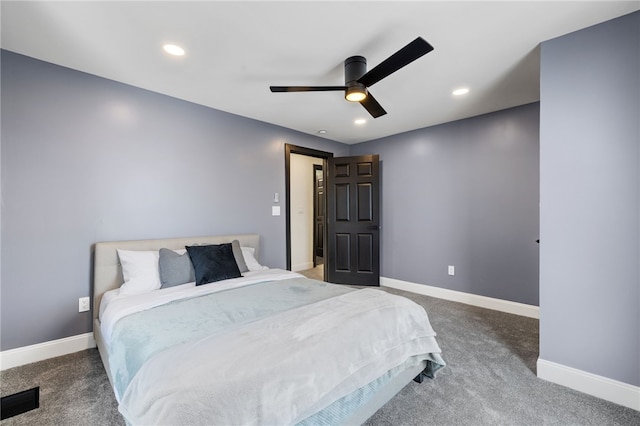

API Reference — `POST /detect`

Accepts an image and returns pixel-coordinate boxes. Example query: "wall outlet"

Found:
[448,265,455,276]
[78,297,90,313]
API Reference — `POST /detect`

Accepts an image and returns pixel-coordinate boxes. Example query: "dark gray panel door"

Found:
[327,155,380,286]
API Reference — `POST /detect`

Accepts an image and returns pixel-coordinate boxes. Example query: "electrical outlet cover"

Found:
[78,297,90,312]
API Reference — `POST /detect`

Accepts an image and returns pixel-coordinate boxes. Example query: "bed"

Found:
[92,234,445,425]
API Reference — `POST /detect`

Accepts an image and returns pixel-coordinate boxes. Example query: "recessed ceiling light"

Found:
[452,87,469,96]
[354,118,367,125]
[317,129,327,135]
[163,44,185,56]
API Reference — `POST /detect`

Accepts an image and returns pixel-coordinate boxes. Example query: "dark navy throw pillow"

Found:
[185,243,242,285]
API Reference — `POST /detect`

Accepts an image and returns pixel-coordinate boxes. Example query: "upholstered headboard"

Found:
[92,234,260,321]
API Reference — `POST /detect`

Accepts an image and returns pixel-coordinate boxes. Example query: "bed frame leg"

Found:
[413,373,425,384]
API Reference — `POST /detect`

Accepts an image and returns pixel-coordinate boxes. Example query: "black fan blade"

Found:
[270,86,346,92]
[358,37,434,87]
[360,92,387,118]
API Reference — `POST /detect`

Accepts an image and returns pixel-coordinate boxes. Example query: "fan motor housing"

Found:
[344,56,367,101]
[344,56,367,84]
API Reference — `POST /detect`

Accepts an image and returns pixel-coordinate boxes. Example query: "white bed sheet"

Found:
[99,268,302,343]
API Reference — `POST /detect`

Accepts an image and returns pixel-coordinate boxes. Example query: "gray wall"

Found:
[351,103,540,306]
[539,12,639,386]
[0,50,350,350]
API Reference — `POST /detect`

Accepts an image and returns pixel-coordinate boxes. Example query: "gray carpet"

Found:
[1,348,123,425]
[2,287,639,425]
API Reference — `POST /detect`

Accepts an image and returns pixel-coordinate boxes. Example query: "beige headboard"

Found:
[92,234,260,321]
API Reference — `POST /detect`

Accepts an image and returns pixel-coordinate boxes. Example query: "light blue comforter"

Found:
[109,278,354,400]
[109,277,445,425]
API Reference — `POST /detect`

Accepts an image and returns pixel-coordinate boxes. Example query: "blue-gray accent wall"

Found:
[351,104,540,306]
[0,50,350,350]
[1,49,544,351]
[539,11,639,387]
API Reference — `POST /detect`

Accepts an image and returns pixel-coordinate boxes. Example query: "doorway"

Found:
[313,164,324,269]
[285,145,381,286]
[285,144,332,281]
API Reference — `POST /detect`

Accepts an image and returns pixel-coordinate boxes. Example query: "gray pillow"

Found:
[158,248,195,288]
[231,239,248,273]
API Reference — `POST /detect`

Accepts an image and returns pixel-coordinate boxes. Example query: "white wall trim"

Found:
[381,276,539,319]
[0,332,96,371]
[538,358,640,411]
[292,261,315,272]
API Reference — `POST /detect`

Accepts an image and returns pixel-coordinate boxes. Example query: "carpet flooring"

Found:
[1,286,638,425]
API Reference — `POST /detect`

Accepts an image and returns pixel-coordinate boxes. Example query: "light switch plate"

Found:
[272,206,281,216]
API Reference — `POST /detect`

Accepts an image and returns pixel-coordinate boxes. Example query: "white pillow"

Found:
[241,247,268,271]
[117,249,162,294]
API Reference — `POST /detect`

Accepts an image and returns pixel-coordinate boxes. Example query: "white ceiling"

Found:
[2,1,638,144]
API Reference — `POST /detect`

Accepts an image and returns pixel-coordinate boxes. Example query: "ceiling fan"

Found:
[269,37,434,118]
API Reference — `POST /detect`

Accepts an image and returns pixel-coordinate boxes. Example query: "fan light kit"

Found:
[270,37,434,118]
[346,87,367,102]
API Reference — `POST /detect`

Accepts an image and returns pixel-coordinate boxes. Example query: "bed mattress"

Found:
[99,269,445,425]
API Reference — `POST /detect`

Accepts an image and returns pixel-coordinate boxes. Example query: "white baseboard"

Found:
[0,332,96,371]
[292,261,315,272]
[538,358,640,411]
[381,276,539,319]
